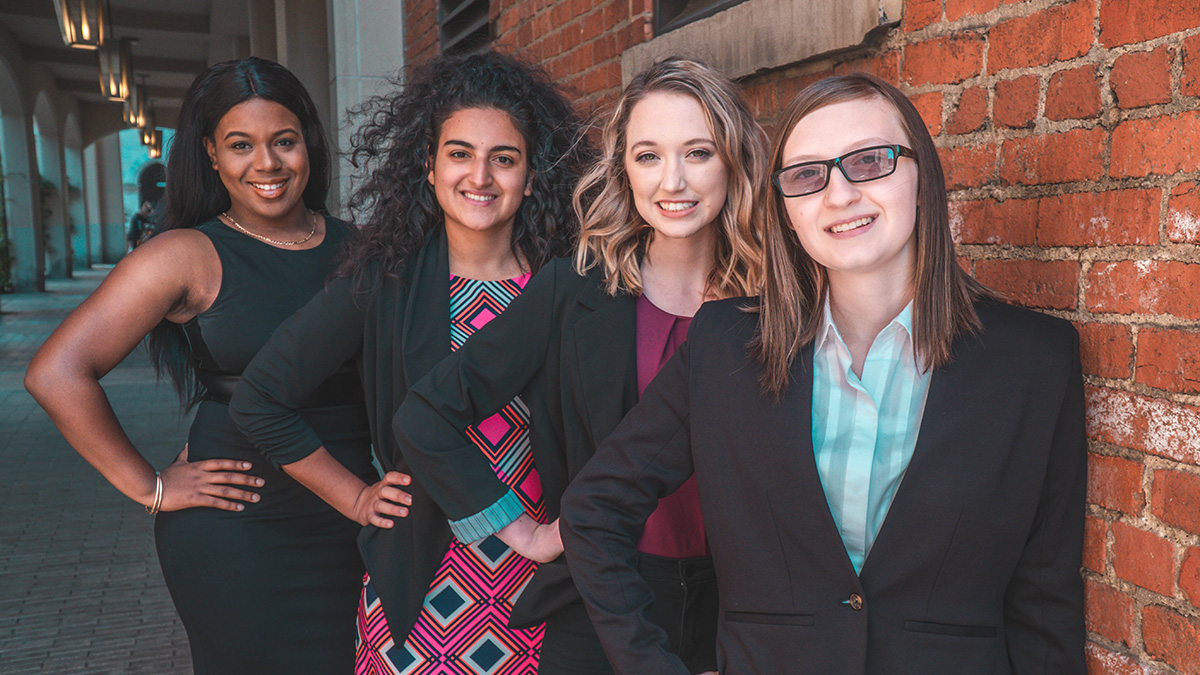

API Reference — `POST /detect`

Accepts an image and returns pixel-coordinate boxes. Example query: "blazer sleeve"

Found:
[393,263,559,541]
[560,334,695,675]
[229,277,365,466]
[1003,330,1087,674]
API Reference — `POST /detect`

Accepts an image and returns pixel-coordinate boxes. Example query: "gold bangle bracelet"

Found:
[146,471,163,515]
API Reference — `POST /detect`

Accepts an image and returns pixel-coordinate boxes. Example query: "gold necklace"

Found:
[221,210,317,247]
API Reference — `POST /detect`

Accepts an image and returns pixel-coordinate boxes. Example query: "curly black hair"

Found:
[336,50,593,294]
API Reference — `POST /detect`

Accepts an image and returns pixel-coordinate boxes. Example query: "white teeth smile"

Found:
[250,181,285,191]
[464,192,496,203]
[659,201,697,212]
[830,216,874,233]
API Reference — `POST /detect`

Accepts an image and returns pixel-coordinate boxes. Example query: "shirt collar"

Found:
[814,295,917,357]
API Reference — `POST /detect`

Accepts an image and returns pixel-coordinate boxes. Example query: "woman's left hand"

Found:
[497,514,562,563]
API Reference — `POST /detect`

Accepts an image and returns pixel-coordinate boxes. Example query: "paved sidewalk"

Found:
[0,268,193,674]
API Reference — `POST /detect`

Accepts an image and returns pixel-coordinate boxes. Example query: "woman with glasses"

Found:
[394,57,766,673]
[560,72,1087,674]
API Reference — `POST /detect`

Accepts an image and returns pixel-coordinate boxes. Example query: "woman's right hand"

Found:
[156,444,264,512]
[350,471,414,528]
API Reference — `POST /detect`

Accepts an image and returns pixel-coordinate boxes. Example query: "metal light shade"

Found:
[55,0,108,50]
[139,111,156,145]
[98,37,133,101]
[123,84,146,126]
[148,129,164,159]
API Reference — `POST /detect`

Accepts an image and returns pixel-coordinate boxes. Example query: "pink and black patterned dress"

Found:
[356,273,545,675]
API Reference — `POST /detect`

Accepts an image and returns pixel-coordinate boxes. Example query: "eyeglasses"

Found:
[772,144,917,198]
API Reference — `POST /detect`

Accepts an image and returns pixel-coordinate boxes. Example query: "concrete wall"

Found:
[326,0,406,214]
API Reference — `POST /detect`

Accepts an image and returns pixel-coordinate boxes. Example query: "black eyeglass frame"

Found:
[771,144,918,198]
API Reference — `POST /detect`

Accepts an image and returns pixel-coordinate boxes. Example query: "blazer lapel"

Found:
[787,343,864,581]
[571,280,638,448]
[858,331,976,579]
[400,228,452,394]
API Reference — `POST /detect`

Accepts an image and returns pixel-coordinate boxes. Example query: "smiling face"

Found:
[780,95,919,288]
[428,107,531,242]
[624,91,729,243]
[204,97,310,226]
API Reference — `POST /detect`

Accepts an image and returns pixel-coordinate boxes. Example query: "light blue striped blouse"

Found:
[812,300,931,574]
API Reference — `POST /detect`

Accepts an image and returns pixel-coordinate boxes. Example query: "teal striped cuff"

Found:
[448,490,524,543]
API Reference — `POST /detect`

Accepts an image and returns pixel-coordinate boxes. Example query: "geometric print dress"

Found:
[355,273,545,675]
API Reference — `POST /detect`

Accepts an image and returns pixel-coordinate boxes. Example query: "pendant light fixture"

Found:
[139,108,156,146]
[54,0,109,50]
[98,37,134,101]
[147,129,164,159]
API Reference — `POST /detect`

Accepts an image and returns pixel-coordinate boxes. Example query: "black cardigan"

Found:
[394,256,641,627]
[230,228,509,642]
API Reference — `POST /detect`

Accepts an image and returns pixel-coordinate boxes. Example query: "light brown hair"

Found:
[573,57,766,299]
[751,72,997,398]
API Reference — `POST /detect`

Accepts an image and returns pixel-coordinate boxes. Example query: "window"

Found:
[439,0,491,53]
[655,0,747,36]
[623,0,902,87]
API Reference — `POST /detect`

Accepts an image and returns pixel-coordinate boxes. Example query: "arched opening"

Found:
[119,127,174,249]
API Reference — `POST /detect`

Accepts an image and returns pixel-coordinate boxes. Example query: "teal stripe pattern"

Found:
[811,300,931,573]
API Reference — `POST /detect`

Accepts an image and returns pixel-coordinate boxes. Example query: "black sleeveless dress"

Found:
[154,217,374,674]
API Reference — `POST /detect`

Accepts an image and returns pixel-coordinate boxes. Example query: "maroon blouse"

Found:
[634,294,710,558]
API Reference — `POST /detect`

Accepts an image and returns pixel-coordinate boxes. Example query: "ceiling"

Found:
[0,0,252,129]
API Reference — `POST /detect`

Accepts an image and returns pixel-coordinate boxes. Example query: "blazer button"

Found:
[848,593,863,611]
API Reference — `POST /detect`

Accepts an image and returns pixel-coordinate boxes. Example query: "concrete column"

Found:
[39,134,71,279]
[83,142,103,265]
[65,146,87,269]
[275,0,332,161]
[326,0,406,213]
[2,112,44,291]
[94,132,124,261]
[248,0,277,61]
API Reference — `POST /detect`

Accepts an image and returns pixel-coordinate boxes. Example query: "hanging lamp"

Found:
[98,37,133,101]
[54,0,108,50]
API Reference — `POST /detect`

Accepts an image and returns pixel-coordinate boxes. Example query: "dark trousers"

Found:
[538,553,718,674]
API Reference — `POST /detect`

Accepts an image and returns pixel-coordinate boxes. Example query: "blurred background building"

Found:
[0,0,405,298]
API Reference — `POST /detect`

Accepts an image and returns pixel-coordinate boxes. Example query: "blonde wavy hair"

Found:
[573,57,767,299]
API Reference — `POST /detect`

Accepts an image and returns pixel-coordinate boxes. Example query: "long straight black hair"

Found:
[147,57,331,407]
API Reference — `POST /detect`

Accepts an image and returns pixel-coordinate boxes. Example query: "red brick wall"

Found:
[406,0,1200,671]
[405,0,652,109]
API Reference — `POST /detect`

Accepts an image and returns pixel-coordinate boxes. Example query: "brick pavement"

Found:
[0,268,193,674]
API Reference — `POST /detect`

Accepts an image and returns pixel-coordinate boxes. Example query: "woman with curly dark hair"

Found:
[229,50,590,674]
[26,57,371,673]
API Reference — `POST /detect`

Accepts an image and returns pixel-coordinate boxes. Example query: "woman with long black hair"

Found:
[26,58,372,673]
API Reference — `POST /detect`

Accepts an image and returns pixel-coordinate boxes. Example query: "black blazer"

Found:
[230,228,510,642]
[560,298,1087,675]
[394,257,639,627]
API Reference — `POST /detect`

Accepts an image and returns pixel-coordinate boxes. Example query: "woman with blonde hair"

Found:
[394,56,767,673]
[562,72,1085,674]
